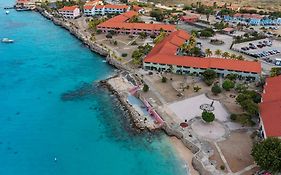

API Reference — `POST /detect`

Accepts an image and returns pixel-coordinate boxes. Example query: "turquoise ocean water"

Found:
[0,1,187,175]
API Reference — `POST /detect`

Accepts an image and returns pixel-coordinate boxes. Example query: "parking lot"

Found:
[232,39,281,66]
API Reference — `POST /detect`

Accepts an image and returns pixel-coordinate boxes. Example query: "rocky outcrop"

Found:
[162,122,224,175]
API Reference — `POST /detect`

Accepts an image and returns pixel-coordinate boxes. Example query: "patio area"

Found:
[167,94,229,122]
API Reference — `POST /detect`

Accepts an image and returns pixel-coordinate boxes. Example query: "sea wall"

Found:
[162,122,223,175]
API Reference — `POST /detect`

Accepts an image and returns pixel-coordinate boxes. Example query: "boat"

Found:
[6,10,10,14]
[1,38,14,43]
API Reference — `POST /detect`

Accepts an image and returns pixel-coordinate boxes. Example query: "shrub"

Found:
[193,86,201,92]
[161,76,167,83]
[230,114,237,121]
[220,165,225,170]
[202,111,215,123]
[211,84,222,95]
[121,53,128,57]
[202,69,217,86]
[113,40,117,45]
[143,84,149,92]
[222,79,235,91]
[106,34,112,39]
[96,30,102,34]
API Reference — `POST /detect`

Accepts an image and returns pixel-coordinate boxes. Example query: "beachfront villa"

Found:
[58,5,80,19]
[83,4,130,16]
[97,11,176,35]
[223,13,281,26]
[143,30,261,80]
[259,75,281,139]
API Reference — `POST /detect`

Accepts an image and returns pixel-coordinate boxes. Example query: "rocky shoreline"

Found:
[35,8,224,175]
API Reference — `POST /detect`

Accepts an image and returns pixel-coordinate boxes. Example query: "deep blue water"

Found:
[0,1,186,175]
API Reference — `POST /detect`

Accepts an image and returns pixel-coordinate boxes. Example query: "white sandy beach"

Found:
[169,137,199,175]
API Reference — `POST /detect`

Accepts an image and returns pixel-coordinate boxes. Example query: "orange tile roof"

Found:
[97,11,176,32]
[94,5,104,9]
[260,76,281,137]
[59,5,78,11]
[144,30,262,74]
[84,5,94,10]
[132,5,143,12]
[85,0,101,6]
[104,4,128,9]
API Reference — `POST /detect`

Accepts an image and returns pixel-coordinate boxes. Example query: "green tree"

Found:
[143,84,149,92]
[150,9,164,21]
[161,76,167,83]
[235,83,248,93]
[211,84,222,95]
[202,69,217,86]
[202,111,215,123]
[215,49,222,57]
[222,52,230,59]
[240,99,259,116]
[222,79,235,91]
[205,48,213,57]
[154,32,166,44]
[236,55,244,60]
[230,53,237,59]
[225,73,238,81]
[251,137,281,173]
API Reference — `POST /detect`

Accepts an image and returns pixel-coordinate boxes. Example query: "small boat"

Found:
[1,38,14,43]
[6,10,10,14]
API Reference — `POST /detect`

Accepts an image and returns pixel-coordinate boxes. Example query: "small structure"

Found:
[180,15,199,23]
[58,5,80,19]
[222,27,235,35]
[132,5,145,14]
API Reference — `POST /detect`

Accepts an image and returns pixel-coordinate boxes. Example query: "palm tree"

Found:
[230,53,236,59]
[205,48,212,57]
[237,55,244,60]
[215,49,222,57]
[222,52,230,59]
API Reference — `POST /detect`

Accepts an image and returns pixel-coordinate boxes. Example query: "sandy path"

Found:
[169,137,200,175]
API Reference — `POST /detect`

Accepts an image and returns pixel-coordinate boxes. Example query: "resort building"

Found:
[58,6,80,19]
[83,4,130,16]
[180,15,199,23]
[259,75,281,139]
[223,13,281,26]
[143,30,261,80]
[97,11,176,35]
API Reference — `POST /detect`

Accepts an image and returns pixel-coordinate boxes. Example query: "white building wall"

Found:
[143,62,260,80]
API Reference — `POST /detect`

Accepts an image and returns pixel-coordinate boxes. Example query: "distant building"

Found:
[180,15,199,23]
[128,0,147,3]
[259,76,281,139]
[143,30,261,80]
[97,11,176,35]
[58,6,80,19]
[132,5,145,14]
[222,27,235,35]
[223,13,281,26]
[15,0,36,10]
[83,4,130,16]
